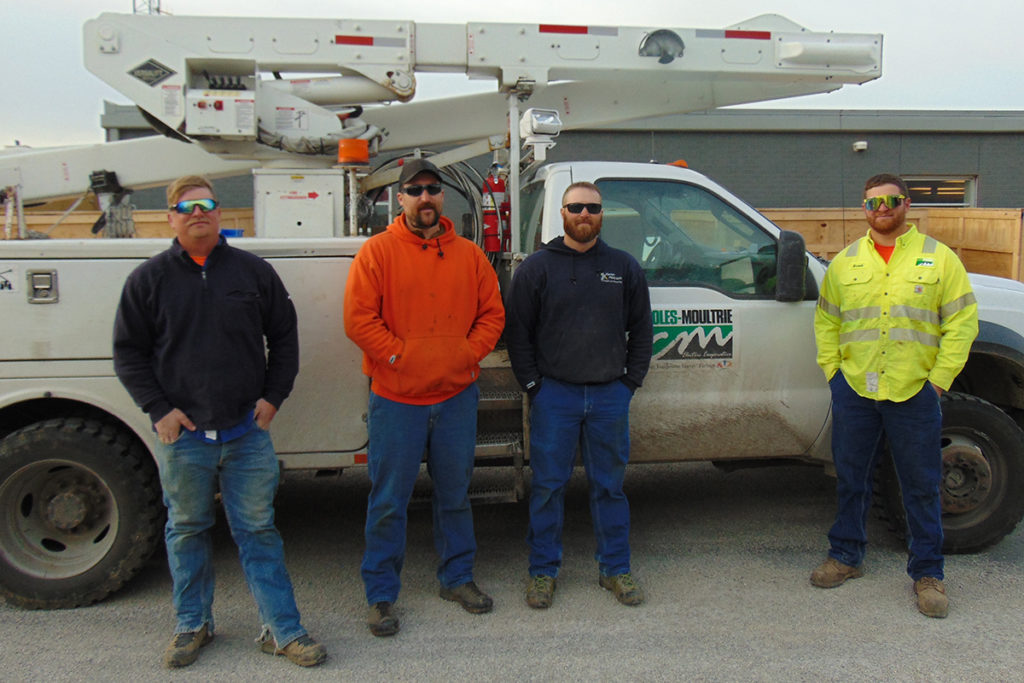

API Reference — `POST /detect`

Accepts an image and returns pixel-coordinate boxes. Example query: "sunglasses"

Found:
[401,183,443,197]
[563,202,603,214]
[171,198,219,214]
[863,194,906,212]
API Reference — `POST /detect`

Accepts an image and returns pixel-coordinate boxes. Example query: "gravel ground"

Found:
[1,461,1020,682]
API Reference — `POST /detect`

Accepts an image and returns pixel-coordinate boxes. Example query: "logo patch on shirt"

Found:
[914,285,925,295]
[599,272,623,284]
[915,258,935,267]
[850,262,865,269]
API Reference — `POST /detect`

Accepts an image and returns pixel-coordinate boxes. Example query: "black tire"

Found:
[879,392,1024,554]
[0,418,163,608]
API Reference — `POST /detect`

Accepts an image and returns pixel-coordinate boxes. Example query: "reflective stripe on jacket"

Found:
[814,224,978,402]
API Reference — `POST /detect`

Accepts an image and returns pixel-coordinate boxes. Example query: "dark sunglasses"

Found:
[171,198,218,214]
[563,202,603,214]
[863,194,906,211]
[401,183,443,197]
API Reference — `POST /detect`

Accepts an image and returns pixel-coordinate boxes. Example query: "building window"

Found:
[903,177,976,207]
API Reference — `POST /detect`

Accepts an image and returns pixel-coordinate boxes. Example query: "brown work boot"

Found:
[810,557,864,588]
[162,624,213,668]
[368,601,400,637]
[526,575,556,609]
[260,634,327,667]
[914,577,949,618]
[440,580,494,614]
[599,572,644,606]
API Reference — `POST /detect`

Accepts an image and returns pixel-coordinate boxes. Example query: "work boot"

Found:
[810,557,864,588]
[162,624,213,668]
[526,575,556,609]
[440,580,494,614]
[599,572,644,606]
[260,634,328,667]
[914,577,949,618]
[368,601,400,637]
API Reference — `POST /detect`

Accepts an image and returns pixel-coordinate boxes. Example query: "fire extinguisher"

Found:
[482,172,505,253]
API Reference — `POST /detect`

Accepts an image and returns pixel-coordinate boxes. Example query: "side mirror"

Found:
[775,230,808,302]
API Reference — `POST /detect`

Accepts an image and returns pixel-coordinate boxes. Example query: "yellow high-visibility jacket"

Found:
[814,225,978,402]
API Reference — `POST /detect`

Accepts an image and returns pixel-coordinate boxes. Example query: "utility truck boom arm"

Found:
[5,13,881,204]
[82,12,881,161]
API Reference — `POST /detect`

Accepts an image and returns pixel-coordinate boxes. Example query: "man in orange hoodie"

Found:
[344,159,505,637]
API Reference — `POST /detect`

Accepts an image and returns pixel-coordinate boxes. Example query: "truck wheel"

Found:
[879,393,1024,554]
[0,418,163,608]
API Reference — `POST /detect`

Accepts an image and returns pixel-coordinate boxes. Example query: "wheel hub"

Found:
[46,491,90,531]
[941,442,992,514]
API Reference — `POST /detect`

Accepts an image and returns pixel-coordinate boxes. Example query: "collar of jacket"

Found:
[542,235,606,256]
[862,223,919,250]
[170,234,227,268]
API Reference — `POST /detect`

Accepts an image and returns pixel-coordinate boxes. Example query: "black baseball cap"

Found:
[398,158,443,187]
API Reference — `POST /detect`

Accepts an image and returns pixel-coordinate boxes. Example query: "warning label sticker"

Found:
[275,107,309,131]
[162,85,181,117]
[0,266,18,293]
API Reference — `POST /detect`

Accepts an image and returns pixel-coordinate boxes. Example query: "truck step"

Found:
[410,484,521,506]
[478,389,523,411]
[475,430,522,458]
[466,485,520,504]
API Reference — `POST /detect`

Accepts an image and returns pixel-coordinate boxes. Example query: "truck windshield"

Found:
[596,178,778,297]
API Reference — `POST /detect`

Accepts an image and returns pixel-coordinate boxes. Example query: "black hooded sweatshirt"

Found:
[505,236,652,393]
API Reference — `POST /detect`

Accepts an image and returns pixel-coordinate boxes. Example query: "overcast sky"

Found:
[3,0,1022,148]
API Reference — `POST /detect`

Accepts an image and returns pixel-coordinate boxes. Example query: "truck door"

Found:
[596,178,829,463]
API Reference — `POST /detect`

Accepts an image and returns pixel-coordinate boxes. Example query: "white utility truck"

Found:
[1,12,1022,610]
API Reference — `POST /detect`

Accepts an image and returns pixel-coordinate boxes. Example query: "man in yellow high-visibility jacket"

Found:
[811,173,978,618]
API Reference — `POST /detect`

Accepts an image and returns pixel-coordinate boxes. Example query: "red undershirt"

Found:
[874,243,894,263]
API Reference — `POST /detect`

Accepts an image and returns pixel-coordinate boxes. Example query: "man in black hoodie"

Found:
[506,181,652,610]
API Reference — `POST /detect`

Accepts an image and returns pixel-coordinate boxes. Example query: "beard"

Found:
[408,205,440,230]
[564,218,601,243]
[867,211,905,235]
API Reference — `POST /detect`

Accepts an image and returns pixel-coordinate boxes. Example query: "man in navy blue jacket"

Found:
[113,175,325,669]
[505,181,652,610]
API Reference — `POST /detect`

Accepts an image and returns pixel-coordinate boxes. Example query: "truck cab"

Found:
[522,162,831,463]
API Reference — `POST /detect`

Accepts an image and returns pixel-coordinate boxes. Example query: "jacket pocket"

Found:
[392,335,477,397]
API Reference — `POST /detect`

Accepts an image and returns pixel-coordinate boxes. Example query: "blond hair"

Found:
[166,175,217,207]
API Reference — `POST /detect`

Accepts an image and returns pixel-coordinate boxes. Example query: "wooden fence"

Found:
[5,209,255,240]
[7,207,1024,281]
[760,208,1024,281]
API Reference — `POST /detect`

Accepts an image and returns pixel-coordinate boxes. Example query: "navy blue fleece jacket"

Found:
[113,237,299,430]
[505,236,652,392]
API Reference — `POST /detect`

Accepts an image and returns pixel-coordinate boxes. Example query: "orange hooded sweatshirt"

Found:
[343,213,505,405]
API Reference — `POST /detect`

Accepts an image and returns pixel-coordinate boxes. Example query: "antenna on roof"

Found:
[132,0,161,14]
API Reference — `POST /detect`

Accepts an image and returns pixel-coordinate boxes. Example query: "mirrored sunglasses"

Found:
[863,194,906,212]
[401,183,443,197]
[171,198,219,214]
[563,202,603,214]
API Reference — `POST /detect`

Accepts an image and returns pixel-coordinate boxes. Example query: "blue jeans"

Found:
[528,378,634,578]
[154,427,306,647]
[827,371,944,580]
[362,384,480,604]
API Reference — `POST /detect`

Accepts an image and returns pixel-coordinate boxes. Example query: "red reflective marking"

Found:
[335,35,374,45]
[354,453,368,464]
[539,24,589,34]
[724,30,771,40]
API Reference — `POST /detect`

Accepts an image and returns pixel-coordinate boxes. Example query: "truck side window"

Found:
[597,179,778,297]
